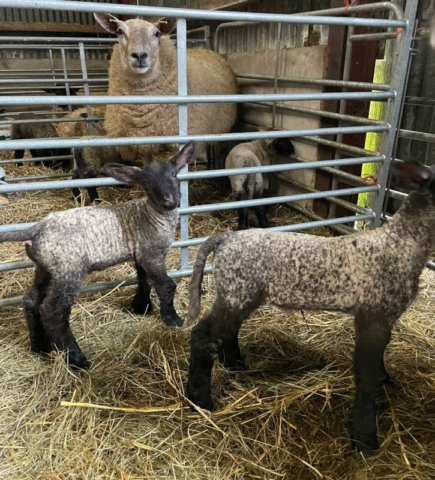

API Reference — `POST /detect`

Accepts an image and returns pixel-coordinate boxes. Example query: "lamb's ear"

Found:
[170,142,195,172]
[94,13,125,35]
[103,163,143,185]
[390,160,435,191]
[156,18,176,35]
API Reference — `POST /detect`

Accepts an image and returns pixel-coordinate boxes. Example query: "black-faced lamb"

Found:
[93,13,238,164]
[42,85,81,113]
[10,113,71,168]
[225,137,295,230]
[71,121,122,203]
[185,159,435,452]
[0,142,195,370]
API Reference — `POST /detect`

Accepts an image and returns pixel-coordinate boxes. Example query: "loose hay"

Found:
[1,156,435,479]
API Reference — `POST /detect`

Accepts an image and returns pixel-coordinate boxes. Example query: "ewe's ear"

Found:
[103,163,143,185]
[390,160,435,191]
[170,142,195,172]
[94,13,124,35]
[156,18,176,35]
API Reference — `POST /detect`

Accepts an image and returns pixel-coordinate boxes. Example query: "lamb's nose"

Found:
[131,52,148,62]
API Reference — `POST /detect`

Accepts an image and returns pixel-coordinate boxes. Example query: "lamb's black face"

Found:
[102,142,195,211]
[142,161,181,210]
[272,138,295,156]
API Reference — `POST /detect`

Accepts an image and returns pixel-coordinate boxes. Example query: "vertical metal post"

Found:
[60,47,72,113]
[204,25,211,50]
[373,0,419,227]
[271,22,282,129]
[78,41,93,134]
[177,18,189,271]
[328,21,354,221]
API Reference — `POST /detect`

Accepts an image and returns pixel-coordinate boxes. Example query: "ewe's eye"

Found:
[154,30,160,38]
[116,27,124,35]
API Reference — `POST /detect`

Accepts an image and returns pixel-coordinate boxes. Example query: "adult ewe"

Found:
[94,13,238,163]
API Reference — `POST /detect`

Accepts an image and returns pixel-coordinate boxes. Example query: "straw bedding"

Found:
[1,155,435,479]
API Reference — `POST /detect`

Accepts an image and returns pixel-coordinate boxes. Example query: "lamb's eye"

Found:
[154,30,160,38]
[172,171,177,178]
[116,27,124,35]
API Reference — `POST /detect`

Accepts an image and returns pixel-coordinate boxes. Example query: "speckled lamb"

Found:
[185,160,435,452]
[0,142,195,370]
[225,137,295,229]
[71,121,122,203]
[11,112,71,168]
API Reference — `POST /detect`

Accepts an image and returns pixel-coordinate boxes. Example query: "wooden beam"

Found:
[0,21,107,35]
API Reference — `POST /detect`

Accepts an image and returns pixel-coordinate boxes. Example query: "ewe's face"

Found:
[116,19,161,75]
[94,14,162,75]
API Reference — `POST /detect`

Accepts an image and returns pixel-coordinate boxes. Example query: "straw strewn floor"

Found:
[1,155,435,479]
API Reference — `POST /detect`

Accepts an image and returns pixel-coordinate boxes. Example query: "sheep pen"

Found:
[1,157,435,479]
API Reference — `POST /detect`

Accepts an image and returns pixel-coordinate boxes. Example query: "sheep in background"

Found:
[0,142,195,370]
[10,113,71,168]
[185,160,435,452]
[42,84,81,113]
[71,121,122,203]
[93,13,238,164]
[225,137,295,230]
[56,106,106,138]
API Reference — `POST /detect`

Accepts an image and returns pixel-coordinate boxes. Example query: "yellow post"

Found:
[357,58,389,214]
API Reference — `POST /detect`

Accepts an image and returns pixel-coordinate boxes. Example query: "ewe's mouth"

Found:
[131,63,151,74]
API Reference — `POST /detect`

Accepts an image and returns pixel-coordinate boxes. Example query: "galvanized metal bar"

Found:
[60,47,72,113]
[176,18,189,272]
[0,155,73,166]
[350,32,400,42]
[236,73,391,91]
[0,36,117,43]
[247,101,385,126]
[78,41,93,135]
[0,91,395,108]
[0,1,406,27]
[329,17,355,221]
[398,129,435,143]
[0,124,390,152]
[8,173,72,183]
[271,22,282,129]
[0,78,108,85]
[0,212,375,277]
[0,155,385,194]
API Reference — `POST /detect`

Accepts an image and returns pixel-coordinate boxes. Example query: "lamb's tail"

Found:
[0,226,36,244]
[185,232,232,327]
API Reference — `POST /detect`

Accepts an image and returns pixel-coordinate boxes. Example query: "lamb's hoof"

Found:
[131,296,154,315]
[187,389,214,412]
[67,351,91,371]
[349,422,379,452]
[163,314,183,328]
[225,359,247,372]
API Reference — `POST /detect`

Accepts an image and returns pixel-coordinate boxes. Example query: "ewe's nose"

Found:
[131,52,148,62]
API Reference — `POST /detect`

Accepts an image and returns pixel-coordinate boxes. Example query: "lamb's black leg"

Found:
[253,190,269,228]
[23,265,52,354]
[71,170,82,202]
[84,171,100,204]
[138,258,182,327]
[236,192,249,230]
[14,149,24,167]
[349,313,392,451]
[39,277,90,369]
[131,263,153,315]
[187,300,259,410]
[218,331,246,370]
[186,312,220,411]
